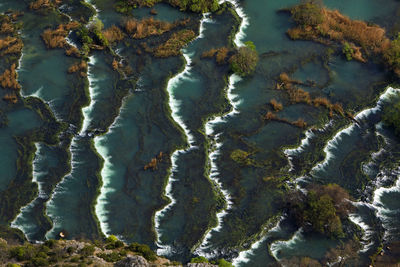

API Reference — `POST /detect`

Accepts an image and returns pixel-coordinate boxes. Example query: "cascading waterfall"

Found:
[348,206,375,253]
[195,74,242,256]
[94,100,128,237]
[232,217,284,266]
[154,14,212,255]
[272,87,400,264]
[270,228,303,262]
[311,87,400,174]
[195,0,249,257]
[80,55,98,136]
[11,143,47,241]
[45,137,80,239]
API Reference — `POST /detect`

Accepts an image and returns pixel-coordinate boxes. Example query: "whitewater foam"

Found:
[312,87,400,174]
[196,0,248,257]
[94,99,129,237]
[11,143,47,241]
[349,205,375,253]
[231,218,283,266]
[45,137,80,239]
[270,228,303,261]
[155,14,214,254]
[80,55,98,135]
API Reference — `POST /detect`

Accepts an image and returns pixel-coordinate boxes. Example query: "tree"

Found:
[382,93,400,137]
[230,43,259,76]
[287,184,352,238]
[383,33,400,75]
[291,0,324,27]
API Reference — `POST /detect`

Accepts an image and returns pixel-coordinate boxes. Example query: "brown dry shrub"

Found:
[144,152,164,171]
[264,111,277,120]
[201,48,218,58]
[0,37,23,56]
[102,25,125,43]
[0,22,14,34]
[154,29,196,57]
[313,97,331,108]
[41,22,79,49]
[65,46,80,57]
[42,28,67,48]
[0,64,21,90]
[288,7,390,58]
[216,47,229,64]
[3,92,18,104]
[288,88,311,104]
[29,0,52,10]
[292,118,307,128]
[0,37,17,50]
[112,59,119,70]
[125,17,190,39]
[68,60,87,74]
[270,99,283,111]
[331,102,344,116]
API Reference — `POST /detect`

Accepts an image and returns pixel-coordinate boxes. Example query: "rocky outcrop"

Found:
[187,264,218,267]
[115,255,150,267]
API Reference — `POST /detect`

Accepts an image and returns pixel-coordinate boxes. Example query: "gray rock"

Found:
[114,255,150,267]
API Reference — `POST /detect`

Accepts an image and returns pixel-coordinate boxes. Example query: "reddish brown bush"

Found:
[0,64,21,90]
[154,29,195,57]
[3,93,18,104]
[68,60,87,74]
[102,25,125,43]
[270,99,283,111]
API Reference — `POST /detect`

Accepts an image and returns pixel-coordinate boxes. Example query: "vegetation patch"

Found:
[287,0,400,75]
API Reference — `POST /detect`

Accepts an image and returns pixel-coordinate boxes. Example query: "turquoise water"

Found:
[1,0,400,265]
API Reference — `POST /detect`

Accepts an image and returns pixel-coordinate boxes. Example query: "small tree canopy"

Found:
[230,43,259,76]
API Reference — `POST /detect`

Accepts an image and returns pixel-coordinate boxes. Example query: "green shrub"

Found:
[230,149,255,166]
[31,257,49,266]
[190,256,208,263]
[80,245,95,257]
[127,243,157,261]
[342,42,353,61]
[384,34,400,73]
[44,240,57,249]
[97,252,123,262]
[10,245,36,261]
[382,93,400,136]
[217,259,234,267]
